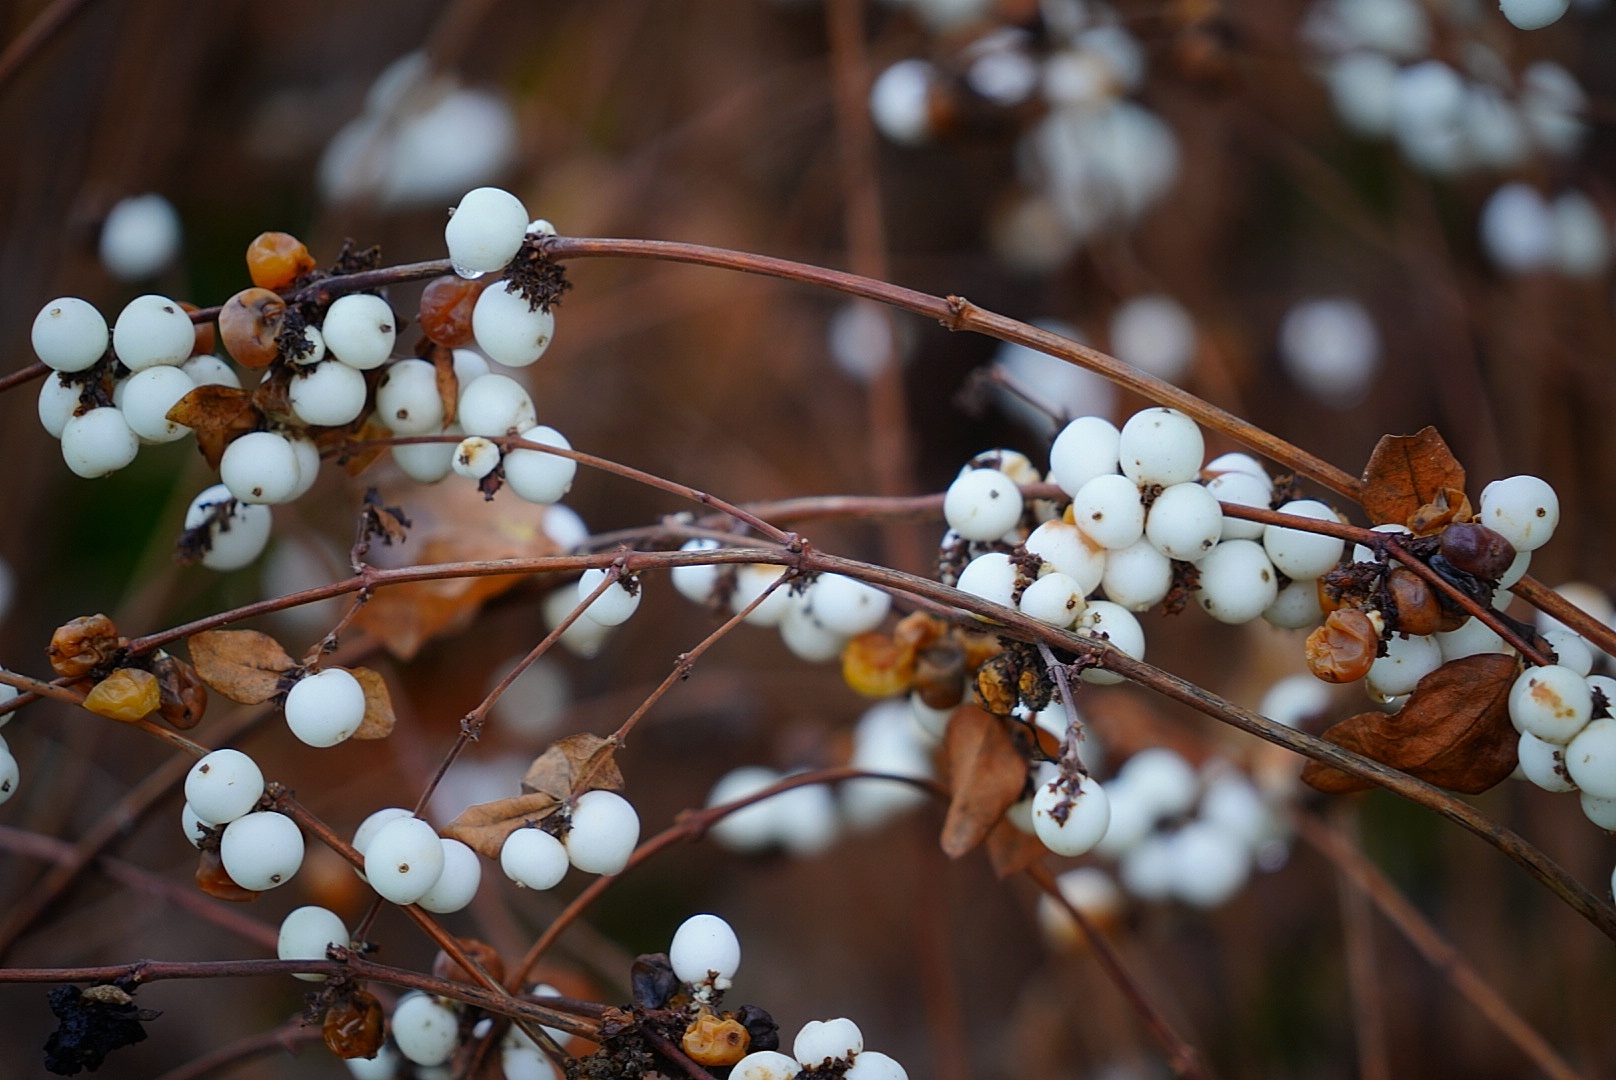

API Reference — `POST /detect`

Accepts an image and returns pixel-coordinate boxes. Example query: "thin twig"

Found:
[1329,804,1391,1080]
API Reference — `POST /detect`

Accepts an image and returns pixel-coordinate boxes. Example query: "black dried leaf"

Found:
[734,1004,779,1052]
[43,984,160,1076]
[630,953,679,1010]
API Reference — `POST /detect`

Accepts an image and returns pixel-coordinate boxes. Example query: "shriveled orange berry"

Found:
[418,274,487,348]
[48,614,122,678]
[82,668,160,722]
[195,848,258,902]
[151,652,207,730]
[218,287,286,369]
[323,987,385,1060]
[1304,608,1379,683]
[841,632,917,698]
[246,231,316,291]
[682,1013,750,1067]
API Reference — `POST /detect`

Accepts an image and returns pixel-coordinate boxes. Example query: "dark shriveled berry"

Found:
[1438,522,1516,581]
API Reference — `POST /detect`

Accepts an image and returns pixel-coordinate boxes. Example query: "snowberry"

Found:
[289,360,368,427]
[391,992,461,1067]
[120,365,196,443]
[221,431,302,504]
[447,186,529,273]
[1366,633,1442,698]
[181,802,211,847]
[501,827,570,890]
[845,1052,909,1080]
[1144,481,1222,561]
[577,568,640,627]
[1580,791,1616,831]
[183,484,272,572]
[672,538,722,604]
[1048,416,1121,497]
[1118,407,1203,487]
[1542,629,1593,677]
[1076,601,1145,684]
[0,740,18,806]
[1025,520,1107,595]
[1118,747,1199,819]
[565,789,640,875]
[1327,52,1399,137]
[955,551,1018,610]
[706,766,784,854]
[504,426,576,504]
[1501,0,1570,30]
[1263,500,1344,580]
[321,294,396,370]
[670,913,741,991]
[185,748,265,825]
[375,359,443,434]
[1070,473,1146,550]
[805,573,891,637]
[100,194,180,280]
[353,807,413,860]
[843,700,935,828]
[770,779,841,856]
[730,563,795,627]
[60,408,140,478]
[944,468,1023,541]
[1037,866,1124,950]
[869,59,935,146]
[1551,191,1611,278]
[33,298,109,372]
[364,815,446,904]
[285,668,367,747]
[220,811,304,890]
[779,602,847,663]
[1032,774,1111,856]
[395,427,459,483]
[733,1051,802,1080]
[278,905,349,981]
[1119,832,1178,900]
[412,838,482,914]
[38,374,80,439]
[502,1045,559,1080]
[790,1022,862,1073]
[1110,294,1196,382]
[543,585,614,658]
[452,436,502,480]
[1198,770,1275,849]
[1167,820,1251,908]
[1195,540,1279,625]
[1436,616,1505,662]
[1480,184,1552,274]
[1205,468,1270,541]
[1259,674,1333,729]
[181,353,240,389]
[1279,297,1380,406]
[1019,571,1086,626]
[113,294,194,371]
[458,373,537,436]
[1516,731,1577,792]
[1509,664,1592,744]
[472,284,556,367]
[1564,718,1616,799]
[1479,475,1559,553]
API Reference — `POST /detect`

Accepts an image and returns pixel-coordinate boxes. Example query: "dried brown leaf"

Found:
[347,667,396,740]
[940,706,1029,859]
[442,793,561,859]
[1360,427,1466,527]
[985,817,1048,879]
[1302,653,1520,794]
[522,733,623,800]
[167,386,261,470]
[187,629,297,704]
[427,341,460,429]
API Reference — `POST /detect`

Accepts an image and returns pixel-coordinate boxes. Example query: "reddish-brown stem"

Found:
[1026,863,1213,1080]
[1329,804,1391,1080]
[0,360,47,394]
[1293,812,1586,1080]
[0,0,94,95]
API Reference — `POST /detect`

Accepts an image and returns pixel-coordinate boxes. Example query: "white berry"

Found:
[1195,539,1279,625]
[1048,416,1120,497]
[1508,664,1592,744]
[220,811,304,891]
[1479,475,1559,553]
[1263,499,1345,580]
[1070,474,1146,550]
[321,294,396,370]
[391,992,461,1067]
[733,1051,802,1080]
[278,905,349,981]
[32,298,109,372]
[285,668,367,748]
[376,359,444,434]
[1018,571,1086,626]
[565,789,640,875]
[1144,481,1222,561]
[1118,407,1203,487]
[184,484,272,571]
[1032,773,1111,856]
[446,186,529,273]
[944,467,1023,541]
[120,365,196,443]
[60,407,140,478]
[577,568,641,627]
[364,815,447,904]
[395,428,460,483]
[418,838,483,914]
[220,431,303,504]
[730,563,796,627]
[185,748,264,825]
[1077,601,1145,684]
[99,194,181,280]
[1501,0,1570,30]
[38,374,81,439]
[504,425,576,504]
[1516,730,1577,792]
[1366,633,1443,698]
[289,360,368,428]
[669,913,741,990]
[672,538,722,605]
[1205,468,1270,542]
[458,373,537,436]
[845,1051,909,1080]
[113,294,194,371]
[472,283,556,367]
[804,573,891,637]
[452,436,502,480]
[955,551,1018,609]
[1025,519,1107,595]
[794,1018,864,1068]
[1564,717,1616,799]
[501,827,570,890]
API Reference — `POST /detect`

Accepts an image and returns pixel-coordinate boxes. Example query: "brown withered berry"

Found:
[841,632,917,698]
[195,848,258,902]
[246,231,316,291]
[418,274,488,348]
[432,938,505,987]
[82,668,161,722]
[1438,521,1516,581]
[1383,567,1443,637]
[682,1013,750,1067]
[323,987,385,1060]
[1304,608,1379,684]
[178,301,215,357]
[151,652,207,730]
[913,641,966,710]
[218,287,286,368]
[48,614,122,678]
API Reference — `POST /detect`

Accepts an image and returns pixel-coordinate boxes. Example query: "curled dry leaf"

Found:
[442,792,561,860]
[346,667,396,740]
[167,385,261,470]
[187,629,297,704]
[522,733,623,800]
[1360,427,1466,528]
[940,706,1028,859]
[1302,653,1520,795]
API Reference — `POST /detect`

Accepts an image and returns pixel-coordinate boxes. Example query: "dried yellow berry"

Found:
[83,668,161,722]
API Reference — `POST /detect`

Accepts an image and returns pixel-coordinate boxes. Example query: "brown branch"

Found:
[0,0,95,97]
[1328,804,1390,1080]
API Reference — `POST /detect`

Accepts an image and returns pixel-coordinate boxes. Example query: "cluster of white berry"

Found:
[499,788,641,887]
[867,4,1176,271]
[183,749,303,891]
[1479,182,1612,278]
[1305,0,1586,175]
